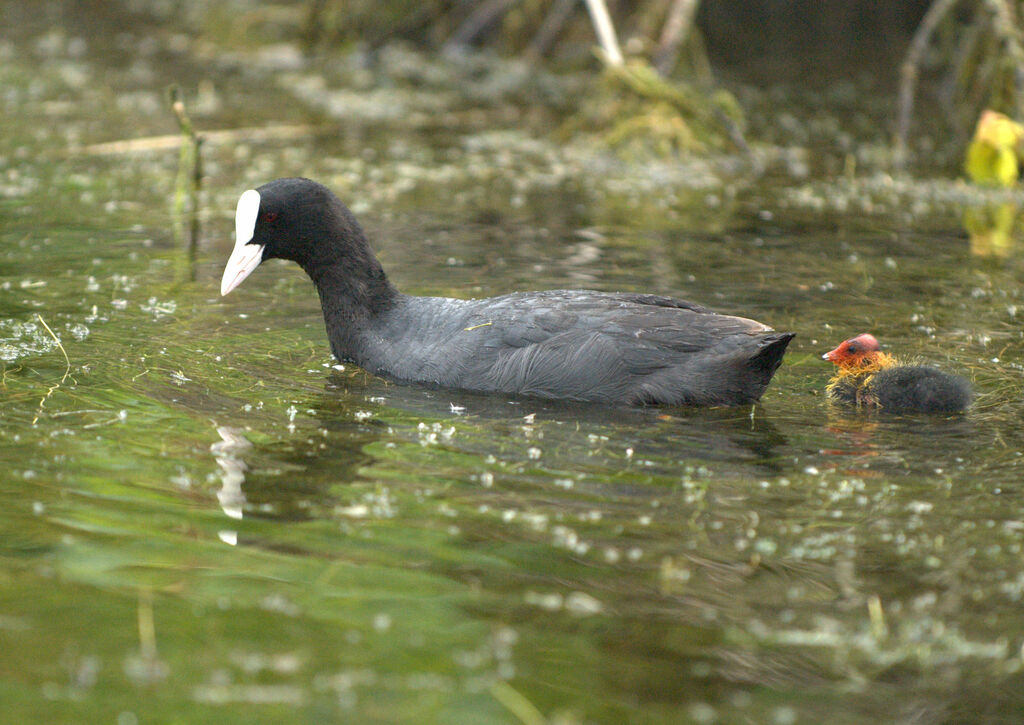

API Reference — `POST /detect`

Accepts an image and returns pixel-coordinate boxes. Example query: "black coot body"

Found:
[220,178,795,406]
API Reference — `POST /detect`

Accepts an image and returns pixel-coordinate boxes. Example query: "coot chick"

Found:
[221,178,795,406]
[823,333,972,413]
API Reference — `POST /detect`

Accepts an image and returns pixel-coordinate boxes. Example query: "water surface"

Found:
[3,5,1024,723]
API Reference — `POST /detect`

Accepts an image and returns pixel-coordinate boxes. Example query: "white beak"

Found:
[221,189,264,296]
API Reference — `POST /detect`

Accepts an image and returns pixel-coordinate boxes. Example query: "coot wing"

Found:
[446,290,787,404]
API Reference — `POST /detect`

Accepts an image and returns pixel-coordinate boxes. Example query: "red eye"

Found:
[262,211,279,223]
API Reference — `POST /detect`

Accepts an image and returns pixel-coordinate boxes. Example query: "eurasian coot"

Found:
[221,178,795,406]
[823,333,972,413]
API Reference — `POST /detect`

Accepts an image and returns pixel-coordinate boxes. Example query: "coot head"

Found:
[221,178,372,295]
[822,333,882,368]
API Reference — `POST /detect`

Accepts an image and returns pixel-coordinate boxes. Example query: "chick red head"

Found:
[823,333,881,367]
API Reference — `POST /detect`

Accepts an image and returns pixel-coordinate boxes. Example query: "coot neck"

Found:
[302,230,400,361]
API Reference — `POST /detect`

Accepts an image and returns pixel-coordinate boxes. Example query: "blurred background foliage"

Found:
[115,0,1024,167]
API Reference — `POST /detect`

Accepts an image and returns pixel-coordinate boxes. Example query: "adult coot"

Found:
[823,333,972,413]
[221,178,795,406]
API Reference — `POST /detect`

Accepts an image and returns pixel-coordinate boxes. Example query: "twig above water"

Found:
[654,0,699,77]
[75,124,316,156]
[446,0,519,50]
[897,0,967,164]
[583,0,624,67]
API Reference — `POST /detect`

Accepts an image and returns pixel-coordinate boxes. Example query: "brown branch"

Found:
[653,0,700,77]
[74,124,316,156]
[446,0,520,50]
[896,0,960,164]
[527,0,578,60]
[984,0,1024,119]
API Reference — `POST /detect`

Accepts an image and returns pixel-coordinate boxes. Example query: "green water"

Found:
[3,4,1024,723]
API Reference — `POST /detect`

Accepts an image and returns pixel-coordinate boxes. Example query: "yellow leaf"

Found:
[975,110,1024,148]
[994,148,1020,187]
[965,110,1024,187]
